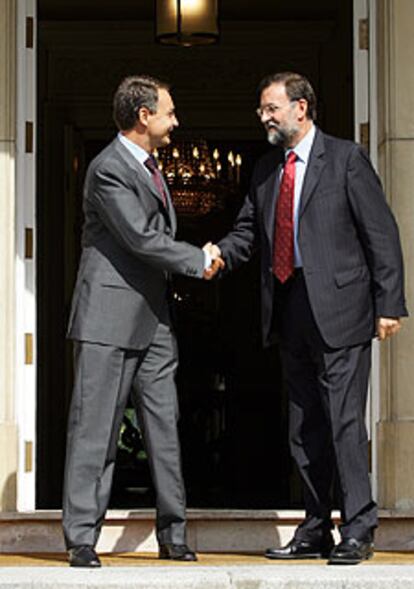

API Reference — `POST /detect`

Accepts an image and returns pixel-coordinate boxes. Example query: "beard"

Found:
[266,122,299,147]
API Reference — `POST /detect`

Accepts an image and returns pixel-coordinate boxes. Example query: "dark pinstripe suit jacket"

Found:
[218,128,408,348]
[67,138,204,350]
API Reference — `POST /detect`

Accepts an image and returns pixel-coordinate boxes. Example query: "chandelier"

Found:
[154,139,242,216]
[155,0,219,47]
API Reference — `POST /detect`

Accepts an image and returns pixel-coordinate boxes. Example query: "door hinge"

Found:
[359,18,369,51]
[25,441,33,472]
[25,121,34,153]
[26,17,34,49]
[25,333,33,365]
[25,228,33,259]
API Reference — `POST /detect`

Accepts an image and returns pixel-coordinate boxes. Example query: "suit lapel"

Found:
[114,139,171,212]
[298,128,326,217]
[163,181,177,234]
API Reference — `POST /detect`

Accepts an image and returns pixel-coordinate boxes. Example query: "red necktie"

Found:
[144,155,168,208]
[273,151,296,283]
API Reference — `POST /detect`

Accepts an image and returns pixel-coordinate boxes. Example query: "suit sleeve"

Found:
[89,165,205,278]
[218,173,259,272]
[346,144,408,318]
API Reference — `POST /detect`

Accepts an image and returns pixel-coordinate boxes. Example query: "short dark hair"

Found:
[113,75,170,131]
[257,72,317,121]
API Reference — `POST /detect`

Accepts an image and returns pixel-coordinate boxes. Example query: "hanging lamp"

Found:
[156,0,219,47]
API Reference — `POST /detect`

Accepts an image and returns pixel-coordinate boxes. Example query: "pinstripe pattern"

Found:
[219,128,408,349]
[218,126,407,542]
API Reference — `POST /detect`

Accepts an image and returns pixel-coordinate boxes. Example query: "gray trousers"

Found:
[62,321,187,549]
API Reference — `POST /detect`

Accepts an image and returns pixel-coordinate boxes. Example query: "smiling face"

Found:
[258,82,309,148]
[145,88,179,150]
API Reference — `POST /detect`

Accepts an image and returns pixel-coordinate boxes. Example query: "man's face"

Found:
[146,88,179,149]
[258,83,301,147]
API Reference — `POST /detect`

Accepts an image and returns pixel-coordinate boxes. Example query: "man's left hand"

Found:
[376,317,402,341]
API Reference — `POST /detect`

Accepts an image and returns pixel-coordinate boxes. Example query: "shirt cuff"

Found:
[203,251,212,270]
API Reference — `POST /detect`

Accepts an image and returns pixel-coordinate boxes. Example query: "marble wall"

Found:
[0,0,18,511]
[377,0,414,511]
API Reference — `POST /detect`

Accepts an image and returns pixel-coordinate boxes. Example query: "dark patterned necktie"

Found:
[273,151,297,283]
[144,155,168,208]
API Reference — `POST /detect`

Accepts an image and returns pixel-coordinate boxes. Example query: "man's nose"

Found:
[261,112,272,124]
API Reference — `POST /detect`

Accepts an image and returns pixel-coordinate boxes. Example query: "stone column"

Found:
[376,0,414,511]
[0,0,17,511]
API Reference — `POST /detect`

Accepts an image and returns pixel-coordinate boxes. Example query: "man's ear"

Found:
[137,106,150,127]
[297,98,309,122]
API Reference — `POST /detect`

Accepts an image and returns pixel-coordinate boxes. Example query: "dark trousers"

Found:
[62,320,187,549]
[275,270,377,541]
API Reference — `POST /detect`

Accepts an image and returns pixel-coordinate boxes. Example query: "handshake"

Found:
[202,242,225,280]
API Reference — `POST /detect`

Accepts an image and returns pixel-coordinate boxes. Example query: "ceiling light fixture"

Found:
[156,0,219,47]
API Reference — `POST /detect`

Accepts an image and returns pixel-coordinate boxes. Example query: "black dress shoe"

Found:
[68,545,101,568]
[265,535,334,560]
[328,537,374,565]
[159,543,197,561]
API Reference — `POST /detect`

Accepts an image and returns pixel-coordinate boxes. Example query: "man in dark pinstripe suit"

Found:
[208,72,407,564]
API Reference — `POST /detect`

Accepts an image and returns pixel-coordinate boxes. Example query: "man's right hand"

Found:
[203,242,224,280]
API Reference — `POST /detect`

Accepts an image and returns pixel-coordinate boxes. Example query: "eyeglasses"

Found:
[256,100,297,118]
[256,104,279,118]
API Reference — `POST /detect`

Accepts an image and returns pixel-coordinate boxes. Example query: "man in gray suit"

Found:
[206,72,407,564]
[63,75,223,567]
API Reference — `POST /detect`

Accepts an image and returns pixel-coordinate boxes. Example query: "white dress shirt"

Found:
[283,124,316,267]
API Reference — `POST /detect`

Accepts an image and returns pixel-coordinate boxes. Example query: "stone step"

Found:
[0,509,413,553]
[1,564,414,589]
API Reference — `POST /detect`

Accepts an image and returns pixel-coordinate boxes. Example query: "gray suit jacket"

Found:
[218,128,408,348]
[67,138,204,350]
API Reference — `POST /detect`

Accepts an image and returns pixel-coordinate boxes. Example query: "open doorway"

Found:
[36,0,354,508]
